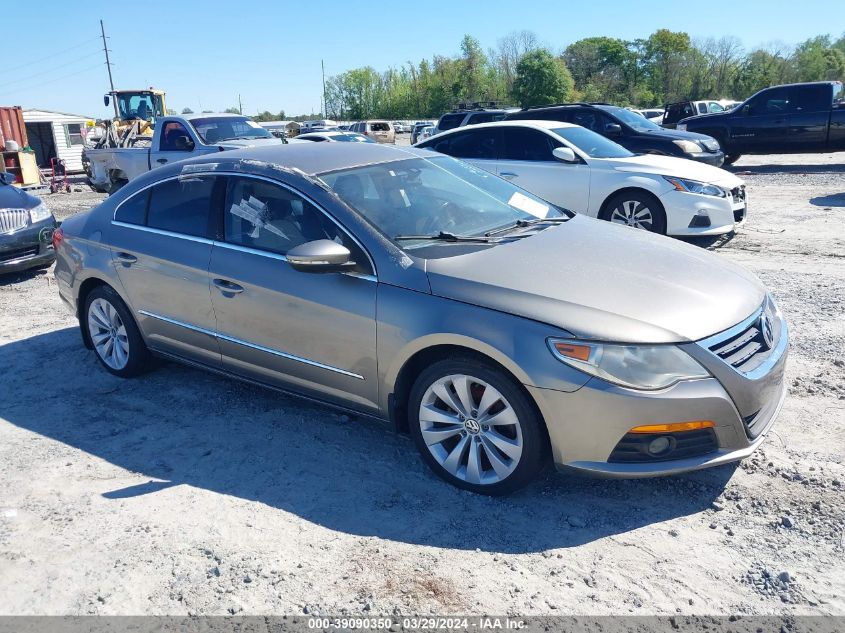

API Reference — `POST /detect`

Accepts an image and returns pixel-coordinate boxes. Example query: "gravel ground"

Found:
[0,148,843,617]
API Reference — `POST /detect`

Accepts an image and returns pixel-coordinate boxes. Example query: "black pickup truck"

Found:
[678,81,845,164]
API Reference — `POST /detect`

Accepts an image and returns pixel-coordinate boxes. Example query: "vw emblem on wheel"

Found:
[463,419,481,435]
[760,313,774,350]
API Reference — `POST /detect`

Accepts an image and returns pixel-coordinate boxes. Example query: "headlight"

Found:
[663,176,726,198]
[676,123,688,131]
[672,139,703,153]
[701,138,720,152]
[29,202,52,223]
[548,339,710,390]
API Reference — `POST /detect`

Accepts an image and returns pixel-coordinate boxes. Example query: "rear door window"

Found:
[437,113,467,131]
[501,128,560,161]
[146,176,216,237]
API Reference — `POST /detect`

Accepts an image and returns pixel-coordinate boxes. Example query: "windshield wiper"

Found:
[485,216,570,237]
[393,231,500,243]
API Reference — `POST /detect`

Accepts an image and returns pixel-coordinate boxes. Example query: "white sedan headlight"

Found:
[29,202,52,223]
[673,139,703,153]
[663,176,726,198]
[548,339,710,390]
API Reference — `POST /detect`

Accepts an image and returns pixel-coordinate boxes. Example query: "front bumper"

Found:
[528,314,788,478]
[685,150,724,167]
[661,189,747,237]
[0,218,57,274]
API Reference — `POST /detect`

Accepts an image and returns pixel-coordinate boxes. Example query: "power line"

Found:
[4,36,102,75]
[2,63,104,98]
[0,50,104,89]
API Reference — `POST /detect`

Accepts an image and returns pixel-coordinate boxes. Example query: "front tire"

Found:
[600,190,667,234]
[408,357,548,495]
[84,286,150,377]
[723,153,742,166]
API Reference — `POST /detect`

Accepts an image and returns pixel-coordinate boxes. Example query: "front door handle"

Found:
[115,252,137,265]
[500,171,518,179]
[212,278,244,295]
[156,158,168,164]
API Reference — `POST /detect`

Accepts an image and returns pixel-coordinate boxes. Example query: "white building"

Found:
[23,109,94,173]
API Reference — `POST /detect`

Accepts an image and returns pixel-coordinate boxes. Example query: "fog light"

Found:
[647,436,672,456]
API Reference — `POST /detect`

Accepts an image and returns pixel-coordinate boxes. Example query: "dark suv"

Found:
[433,102,518,136]
[505,103,725,166]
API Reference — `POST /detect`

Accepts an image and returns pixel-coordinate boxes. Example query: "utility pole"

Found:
[321,60,327,118]
[100,19,118,119]
[238,94,243,115]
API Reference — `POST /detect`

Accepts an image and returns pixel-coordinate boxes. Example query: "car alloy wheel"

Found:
[88,297,130,370]
[418,374,524,485]
[609,200,655,230]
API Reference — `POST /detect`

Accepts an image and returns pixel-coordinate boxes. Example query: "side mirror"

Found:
[103,95,110,107]
[287,240,356,273]
[174,135,195,151]
[0,172,16,185]
[552,147,578,164]
[604,123,623,137]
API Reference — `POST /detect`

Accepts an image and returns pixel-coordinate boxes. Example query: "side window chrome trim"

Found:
[138,309,365,380]
[111,221,214,245]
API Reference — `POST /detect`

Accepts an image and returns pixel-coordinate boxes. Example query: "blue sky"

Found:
[3,0,843,119]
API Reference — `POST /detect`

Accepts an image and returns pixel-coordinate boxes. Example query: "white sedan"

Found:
[415,120,747,236]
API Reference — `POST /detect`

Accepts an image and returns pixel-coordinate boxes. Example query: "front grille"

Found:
[731,186,746,204]
[705,301,778,375]
[0,246,38,263]
[0,209,29,234]
[608,429,718,463]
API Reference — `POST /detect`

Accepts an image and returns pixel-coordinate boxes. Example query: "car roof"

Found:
[425,120,577,137]
[179,112,249,121]
[183,142,430,176]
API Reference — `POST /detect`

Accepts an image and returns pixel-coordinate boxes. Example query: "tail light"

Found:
[52,227,64,250]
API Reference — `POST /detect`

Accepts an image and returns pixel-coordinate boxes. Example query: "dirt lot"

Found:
[1,149,843,617]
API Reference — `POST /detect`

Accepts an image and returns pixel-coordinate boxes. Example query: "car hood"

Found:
[637,126,717,143]
[603,154,742,187]
[0,183,40,210]
[216,137,285,150]
[424,215,765,343]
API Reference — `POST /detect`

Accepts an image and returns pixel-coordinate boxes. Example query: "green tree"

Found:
[224,107,241,114]
[181,107,194,114]
[563,36,629,101]
[644,29,692,102]
[511,49,574,108]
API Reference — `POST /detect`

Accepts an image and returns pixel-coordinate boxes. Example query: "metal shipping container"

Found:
[0,106,28,150]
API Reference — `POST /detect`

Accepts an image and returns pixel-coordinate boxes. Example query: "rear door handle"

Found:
[115,252,137,265]
[212,278,244,294]
[156,158,168,164]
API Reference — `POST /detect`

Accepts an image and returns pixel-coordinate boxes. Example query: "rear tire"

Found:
[408,356,548,495]
[600,190,667,234]
[84,285,150,378]
[723,154,742,166]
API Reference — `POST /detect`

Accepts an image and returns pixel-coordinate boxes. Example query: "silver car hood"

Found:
[424,216,765,343]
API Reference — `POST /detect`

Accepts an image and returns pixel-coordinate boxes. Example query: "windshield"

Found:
[603,106,662,132]
[116,93,164,122]
[189,117,273,143]
[319,155,565,248]
[552,127,634,159]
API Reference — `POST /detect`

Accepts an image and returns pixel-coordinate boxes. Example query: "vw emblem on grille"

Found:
[759,312,774,350]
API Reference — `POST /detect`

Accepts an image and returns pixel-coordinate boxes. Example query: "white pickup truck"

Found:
[84,113,286,192]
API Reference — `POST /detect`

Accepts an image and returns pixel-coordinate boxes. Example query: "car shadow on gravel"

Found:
[727,163,845,175]
[1,327,736,554]
[0,267,52,287]
[810,193,845,207]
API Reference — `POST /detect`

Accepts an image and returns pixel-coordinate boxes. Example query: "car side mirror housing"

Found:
[0,172,16,185]
[287,240,356,273]
[103,95,110,107]
[604,123,623,137]
[552,147,578,163]
[174,136,195,151]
